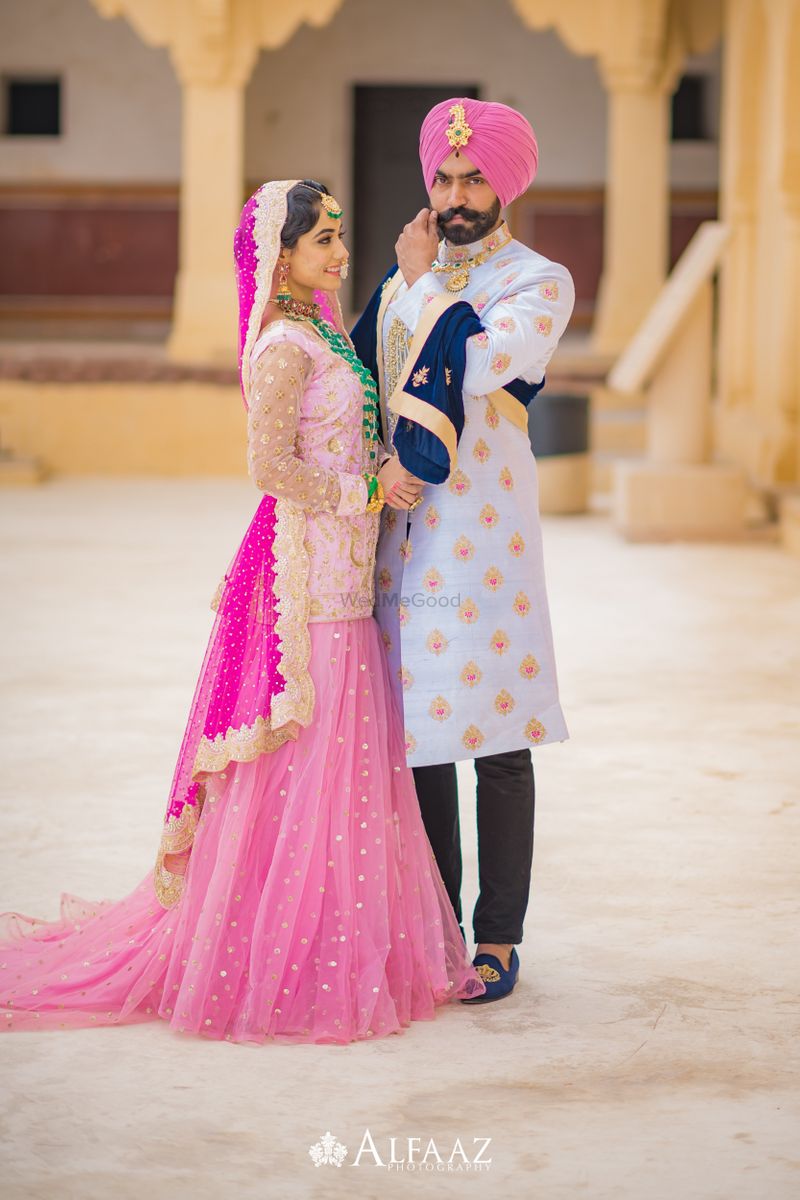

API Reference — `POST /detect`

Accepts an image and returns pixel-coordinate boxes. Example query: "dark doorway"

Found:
[352,84,479,311]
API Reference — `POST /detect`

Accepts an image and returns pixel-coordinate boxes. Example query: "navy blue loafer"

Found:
[461,948,519,1004]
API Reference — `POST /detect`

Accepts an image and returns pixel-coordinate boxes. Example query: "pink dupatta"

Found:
[154,181,347,907]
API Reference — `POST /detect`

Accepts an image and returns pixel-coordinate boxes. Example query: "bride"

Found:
[0,179,484,1043]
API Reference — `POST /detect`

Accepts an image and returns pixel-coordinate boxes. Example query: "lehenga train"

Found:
[1,617,484,1043]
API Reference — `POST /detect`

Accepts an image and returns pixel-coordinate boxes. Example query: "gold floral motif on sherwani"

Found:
[473,438,491,464]
[519,654,541,680]
[479,504,500,529]
[426,629,448,655]
[462,725,485,752]
[495,689,515,716]
[422,567,444,594]
[491,352,512,375]
[490,630,511,655]
[461,661,483,687]
[448,468,471,496]
[525,718,547,743]
[458,598,480,624]
[423,503,441,529]
[513,591,532,618]
[429,695,453,722]
[453,535,476,562]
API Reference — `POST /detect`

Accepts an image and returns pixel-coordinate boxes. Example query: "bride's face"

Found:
[284,209,349,299]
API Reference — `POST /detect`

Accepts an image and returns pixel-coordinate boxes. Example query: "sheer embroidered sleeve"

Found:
[248,339,368,515]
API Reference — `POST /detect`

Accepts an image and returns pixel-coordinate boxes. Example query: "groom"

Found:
[353,98,574,1002]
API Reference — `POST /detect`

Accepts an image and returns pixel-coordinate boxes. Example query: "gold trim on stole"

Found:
[487,387,530,431]
[388,292,462,472]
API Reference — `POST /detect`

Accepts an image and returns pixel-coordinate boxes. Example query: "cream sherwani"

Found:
[373,221,575,767]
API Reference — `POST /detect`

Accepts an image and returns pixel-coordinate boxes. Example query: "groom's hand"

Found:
[395,209,440,288]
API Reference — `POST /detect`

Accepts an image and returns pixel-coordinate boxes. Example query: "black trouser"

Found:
[412,748,535,945]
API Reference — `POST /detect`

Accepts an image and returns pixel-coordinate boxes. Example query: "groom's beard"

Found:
[437,198,502,246]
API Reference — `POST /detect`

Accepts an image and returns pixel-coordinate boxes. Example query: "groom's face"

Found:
[428,150,502,246]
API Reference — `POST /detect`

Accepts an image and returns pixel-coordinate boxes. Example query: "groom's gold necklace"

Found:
[431,225,512,293]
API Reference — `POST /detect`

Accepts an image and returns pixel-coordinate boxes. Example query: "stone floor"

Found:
[1,480,798,1200]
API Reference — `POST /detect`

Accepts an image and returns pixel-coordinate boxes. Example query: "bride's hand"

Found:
[377,457,424,510]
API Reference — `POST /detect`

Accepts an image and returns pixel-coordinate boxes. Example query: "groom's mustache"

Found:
[437,207,483,226]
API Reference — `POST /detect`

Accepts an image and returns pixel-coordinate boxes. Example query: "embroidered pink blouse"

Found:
[248,320,382,622]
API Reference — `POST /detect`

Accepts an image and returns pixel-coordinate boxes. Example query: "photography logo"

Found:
[309,1131,348,1168]
[308,1129,492,1172]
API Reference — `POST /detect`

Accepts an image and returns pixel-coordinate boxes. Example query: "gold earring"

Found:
[277,259,291,303]
[340,260,350,281]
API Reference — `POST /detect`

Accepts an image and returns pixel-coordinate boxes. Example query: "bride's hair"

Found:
[281,180,332,248]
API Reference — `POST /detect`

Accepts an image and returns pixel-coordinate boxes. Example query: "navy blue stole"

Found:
[351,266,544,485]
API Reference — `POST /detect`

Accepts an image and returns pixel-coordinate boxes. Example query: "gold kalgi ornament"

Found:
[445,102,473,150]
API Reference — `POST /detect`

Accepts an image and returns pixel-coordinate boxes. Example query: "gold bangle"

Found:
[365,478,385,513]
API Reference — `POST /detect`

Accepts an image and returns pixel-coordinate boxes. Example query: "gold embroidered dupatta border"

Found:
[154,501,313,909]
[154,486,314,905]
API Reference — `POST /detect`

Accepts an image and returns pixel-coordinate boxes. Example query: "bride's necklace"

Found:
[284,311,381,467]
[275,293,320,321]
[431,224,512,293]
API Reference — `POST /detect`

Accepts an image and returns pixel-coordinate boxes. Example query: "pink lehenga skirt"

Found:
[1,616,484,1043]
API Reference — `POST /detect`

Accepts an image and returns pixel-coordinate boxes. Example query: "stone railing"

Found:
[606,221,749,540]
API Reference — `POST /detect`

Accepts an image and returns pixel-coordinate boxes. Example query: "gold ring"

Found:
[408,497,423,511]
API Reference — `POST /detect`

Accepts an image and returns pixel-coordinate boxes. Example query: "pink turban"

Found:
[419,98,538,208]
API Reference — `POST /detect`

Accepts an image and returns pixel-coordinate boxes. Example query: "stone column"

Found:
[88,0,346,366]
[717,0,800,488]
[592,64,674,355]
[755,0,800,486]
[167,74,248,364]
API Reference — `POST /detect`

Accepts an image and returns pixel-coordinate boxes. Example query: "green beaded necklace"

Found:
[287,315,381,467]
